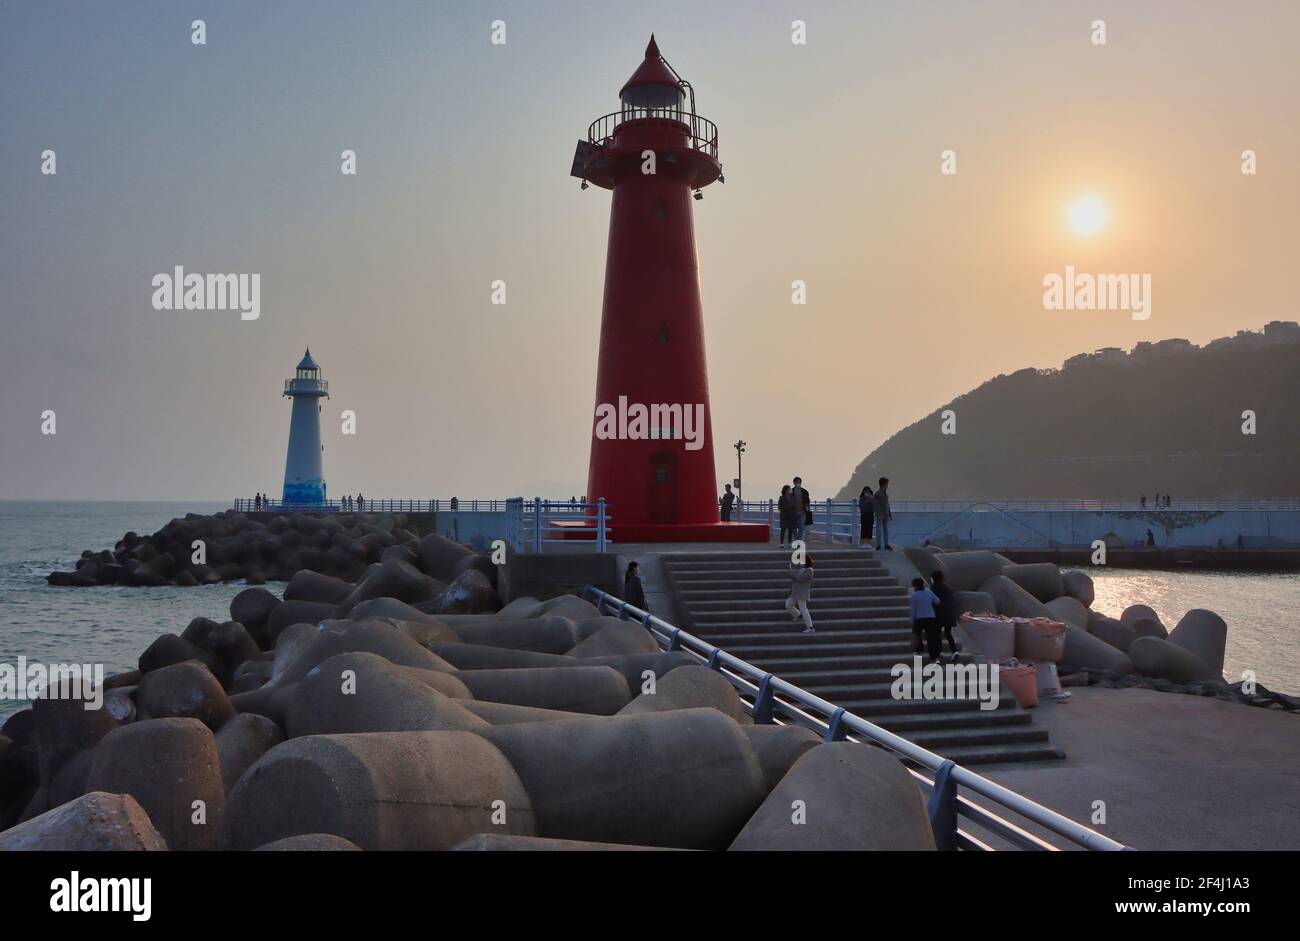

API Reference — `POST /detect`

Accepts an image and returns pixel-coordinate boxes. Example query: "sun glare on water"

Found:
[1067,195,1106,237]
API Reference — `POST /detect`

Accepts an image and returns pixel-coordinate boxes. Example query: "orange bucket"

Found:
[992,658,1039,708]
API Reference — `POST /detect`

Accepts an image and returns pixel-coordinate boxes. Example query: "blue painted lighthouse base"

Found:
[282,479,326,506]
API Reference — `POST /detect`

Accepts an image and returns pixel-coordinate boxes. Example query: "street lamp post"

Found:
[734,439,746,520]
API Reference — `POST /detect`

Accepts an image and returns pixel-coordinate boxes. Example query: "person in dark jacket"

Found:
[720,484,736,522]
[778,485,794,547]
[930,569,960,657]
[624,561,648,611]
[858,484,874,545]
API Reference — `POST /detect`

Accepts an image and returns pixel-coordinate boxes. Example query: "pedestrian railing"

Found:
[516,498,610,554]
[583,585,1129,852]
[233,497,521,514]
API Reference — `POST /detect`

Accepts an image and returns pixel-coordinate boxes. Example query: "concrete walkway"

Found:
[977,687,1300,850]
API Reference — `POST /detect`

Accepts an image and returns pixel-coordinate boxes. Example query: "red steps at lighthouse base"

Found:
[610,522,769,543]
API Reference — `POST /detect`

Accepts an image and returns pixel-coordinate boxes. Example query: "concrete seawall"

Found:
[891,508,1300,550]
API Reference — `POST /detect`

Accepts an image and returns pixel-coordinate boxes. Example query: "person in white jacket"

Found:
[785,554,815,634]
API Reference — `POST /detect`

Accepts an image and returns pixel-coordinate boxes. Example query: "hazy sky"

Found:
[2,1,1297,502]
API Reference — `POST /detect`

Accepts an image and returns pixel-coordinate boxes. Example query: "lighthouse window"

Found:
[622,84,686,122]
[655,468,668,484]
[654,198,668,219]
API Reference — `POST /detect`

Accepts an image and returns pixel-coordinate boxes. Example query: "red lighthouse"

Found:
[574,36,765,542]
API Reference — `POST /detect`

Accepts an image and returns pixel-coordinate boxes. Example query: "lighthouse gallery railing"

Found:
[588,109,719,159]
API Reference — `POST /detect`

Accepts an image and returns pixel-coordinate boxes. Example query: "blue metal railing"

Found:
[520,498,609,553]
[583,585,1129,852]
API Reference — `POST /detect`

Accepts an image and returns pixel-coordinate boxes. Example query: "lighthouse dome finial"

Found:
[620,33,680,98]
[296,349,319,371]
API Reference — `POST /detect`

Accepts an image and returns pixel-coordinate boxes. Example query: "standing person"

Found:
[872,477,893,551]
[1140,494,1147,508]
[720,484,736,522]
[778,485,794,547]
[1145,529,1156,546]
[930,570,960,657]
[910,577,942,664]
[624,561,648,612]
[791,477,811,544]
[357,493,365,512]
[858,484,874,546]
[785,553,815,634]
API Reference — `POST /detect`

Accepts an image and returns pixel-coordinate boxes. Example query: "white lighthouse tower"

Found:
[282,349,328,506]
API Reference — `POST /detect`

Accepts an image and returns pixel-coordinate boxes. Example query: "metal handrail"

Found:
[583,585,1129,852]
[587,109,719,159]
[740,498,1300,512]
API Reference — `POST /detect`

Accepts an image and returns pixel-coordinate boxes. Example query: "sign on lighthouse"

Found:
[575,36,766,542]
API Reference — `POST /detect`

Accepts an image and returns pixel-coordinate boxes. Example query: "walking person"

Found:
[785,553,815,634]
[930,569,960,657]
[791,476,811,544]
[910,577,943,664]
[872,477,893,551]
[778,485,794,547]
[858,484,874,546]
[624,561,648,612]
[720,484,736,522]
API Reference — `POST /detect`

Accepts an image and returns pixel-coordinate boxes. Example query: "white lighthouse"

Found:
[282,349,328,506]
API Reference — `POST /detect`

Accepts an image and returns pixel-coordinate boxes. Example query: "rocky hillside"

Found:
[838,325,1300,500]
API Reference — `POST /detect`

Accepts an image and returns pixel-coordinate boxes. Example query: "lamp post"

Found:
[734,439,746,518]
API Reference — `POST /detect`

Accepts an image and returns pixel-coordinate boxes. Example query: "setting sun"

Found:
[1067,195,1107,236]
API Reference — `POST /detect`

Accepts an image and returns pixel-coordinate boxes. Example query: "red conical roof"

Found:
[618,34,681,97]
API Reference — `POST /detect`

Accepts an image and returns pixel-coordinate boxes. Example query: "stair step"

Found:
[923,742,1067,766]
[832,696,1019,716]
[871,710,1032,732]
[898,725,1051,750]
[686,592,909,605]
[725,640,919,658]
[694,606,911,623]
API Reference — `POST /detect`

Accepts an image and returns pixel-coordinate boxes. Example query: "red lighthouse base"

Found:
[611,520,770,544]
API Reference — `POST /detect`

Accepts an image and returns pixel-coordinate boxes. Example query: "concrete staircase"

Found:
[660,549,1064,765]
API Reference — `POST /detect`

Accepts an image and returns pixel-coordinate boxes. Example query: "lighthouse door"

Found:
[648,450,678,524]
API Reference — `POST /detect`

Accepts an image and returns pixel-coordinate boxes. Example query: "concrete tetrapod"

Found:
[935,551,1008,592]
[1002,563,1065,603]
[0,791,168,851]
[444,616,582,654]
[1061,570,1095,607]
[566,621,660,658]
[1129,636,1221,684]
[84,718,225,851]
[452,833,688,851]
[1168,609,1228,676]
[255,833,362,851]
[1086,612,1138,653]
[1121,604,1168,637]
[135,660,236,731]
[219,731,535,850]
[271,620,459,687]
[728,742,936,851]
[215,713,285,794]
[457,666,630,715]
[482,708,767,850]
[1043,596,1091,631]
[741,725,822,792]
[283,652,487,738]
[32,677,118,786]
[616,664,749,724]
